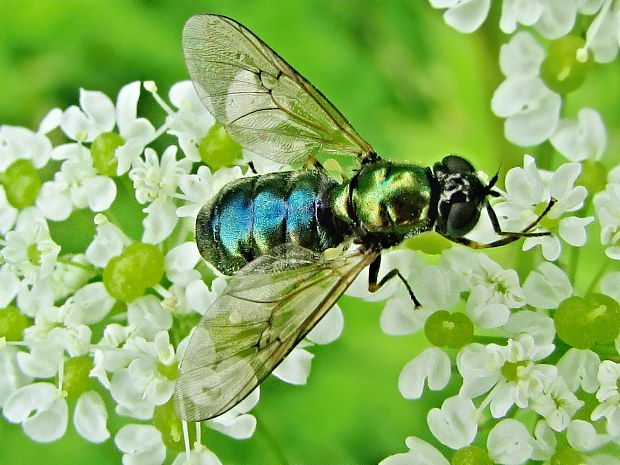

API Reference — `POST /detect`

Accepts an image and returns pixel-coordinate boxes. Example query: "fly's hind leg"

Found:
[451,197,556,249]
[368,255,421,308]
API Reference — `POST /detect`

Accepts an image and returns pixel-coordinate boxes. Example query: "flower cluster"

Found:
[0,80,349,465]
[0,2,619,463]
[375,2,620,464]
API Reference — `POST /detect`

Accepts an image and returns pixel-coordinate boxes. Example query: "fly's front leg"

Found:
[368,255,420,308]
[451,198,556,249]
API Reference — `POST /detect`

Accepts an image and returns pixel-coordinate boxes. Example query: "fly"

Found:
[174,14,554,422]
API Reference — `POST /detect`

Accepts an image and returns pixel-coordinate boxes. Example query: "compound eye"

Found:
[442,156,475,174]
[446,201,478,236]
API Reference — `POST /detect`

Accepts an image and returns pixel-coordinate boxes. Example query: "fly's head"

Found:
[433,155,499,238]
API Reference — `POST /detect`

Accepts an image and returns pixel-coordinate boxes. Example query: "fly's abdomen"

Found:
[196,171,347,275]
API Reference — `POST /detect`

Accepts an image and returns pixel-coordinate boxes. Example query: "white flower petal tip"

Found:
[399,348,451,399]
[487,419,534,465]
[379,436,450,465]
[427,396,478,449]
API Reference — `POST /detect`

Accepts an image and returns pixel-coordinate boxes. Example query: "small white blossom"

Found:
[379,436,449,465]
[567,419,612,452]
[129,145,192,244]
[500,0,578,38]
[502,311,556,346]
[487,418,534,465]
[522,262,573,309]
[594,181,620,259]
[580,0,620,63]
[591,360,620,435]
[399,348,451,399]
[38,143,117,220]
[428,0,491,33]
[85,214,132,268]
[115,424,166,465]
[427,396,477,449]
[496,155,592,260]
[165,80,216,162]
[3,382,68,443]
[492,32,561,146]
[458,336,556,418]
[551,108,608,162]
[557,348,601,393]
[530,376,584,431]
[207,387,259,440]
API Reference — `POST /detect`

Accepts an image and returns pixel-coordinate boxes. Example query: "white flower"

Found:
[591,360,620,435]
[73,391,110,443]
[398,348,451,399]
[129,145,192,244]
[60,83,156,175]
[492,32,561,146]
[502,311,556,346]
[457,336,556,418]
[127,296,173,340]
[500,0,577,39]
[495,155,592,260]
[428,0,491,33]
[272,305,344,385]
[531,420,557,461]
[176,165,244,219]
[557,348,601,394]
[427,396,478,449]
[0,346,32,408]
[85,214,132,268]
[115,424,166,465]
[530,376,584,431]
[37,143,117,220]
[487,418,534,465]
[579,0,620,63]
[171,448,222,465]
[551,108,608,162]
[1,212,60,284]
[110,331,177,420]
[379,436,449,465]
[567,419,612,452]
[522,261,573,309]
[602,271,620,303]
[594,181,620,259]
[0,109,59,171]
[3,382,68,443]
[207,387,259,440]
[164,80,216,162]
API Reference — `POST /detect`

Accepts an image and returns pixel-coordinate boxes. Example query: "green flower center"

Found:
[103,242,165,302]
[0,306,30,341]
[157,361,179,381]
[424,310,474,349]
[199,123,242,169]
[1,159,41,209]
[500,360,528,382]
[27,243,41,266]
[540,35,592,94]
[452,445,493,465]
[91,132,124,176]
[62,356,94,399]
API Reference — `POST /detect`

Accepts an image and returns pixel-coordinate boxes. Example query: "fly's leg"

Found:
[368,255,420,308]
[304,156,325,171]
[247,161,258,175]
[451,198,556,249]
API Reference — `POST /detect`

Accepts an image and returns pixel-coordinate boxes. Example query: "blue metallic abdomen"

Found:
[196,171,347,275]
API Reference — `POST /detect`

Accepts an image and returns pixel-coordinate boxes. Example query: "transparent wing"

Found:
[174,244,377,421]
[182,14,375,164]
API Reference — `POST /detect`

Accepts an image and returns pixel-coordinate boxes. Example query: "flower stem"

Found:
[254,412,289,465]
[585,259,610,295]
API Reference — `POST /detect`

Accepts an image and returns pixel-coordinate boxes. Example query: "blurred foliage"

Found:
[1,0,618,464]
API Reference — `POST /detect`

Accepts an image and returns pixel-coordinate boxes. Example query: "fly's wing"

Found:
[182,14,375,164]
[174,244,376,422]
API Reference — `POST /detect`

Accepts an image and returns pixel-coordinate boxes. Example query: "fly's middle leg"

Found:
[368,255,421,308]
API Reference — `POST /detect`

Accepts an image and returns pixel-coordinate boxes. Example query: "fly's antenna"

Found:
[486,166,501,198]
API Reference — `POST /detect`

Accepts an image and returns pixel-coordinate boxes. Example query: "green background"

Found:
[1,1,619,464]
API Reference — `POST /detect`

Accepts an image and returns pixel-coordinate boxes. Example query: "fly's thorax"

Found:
[330,161,435,237]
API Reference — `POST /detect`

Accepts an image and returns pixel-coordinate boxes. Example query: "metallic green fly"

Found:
[174,14,554,422]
